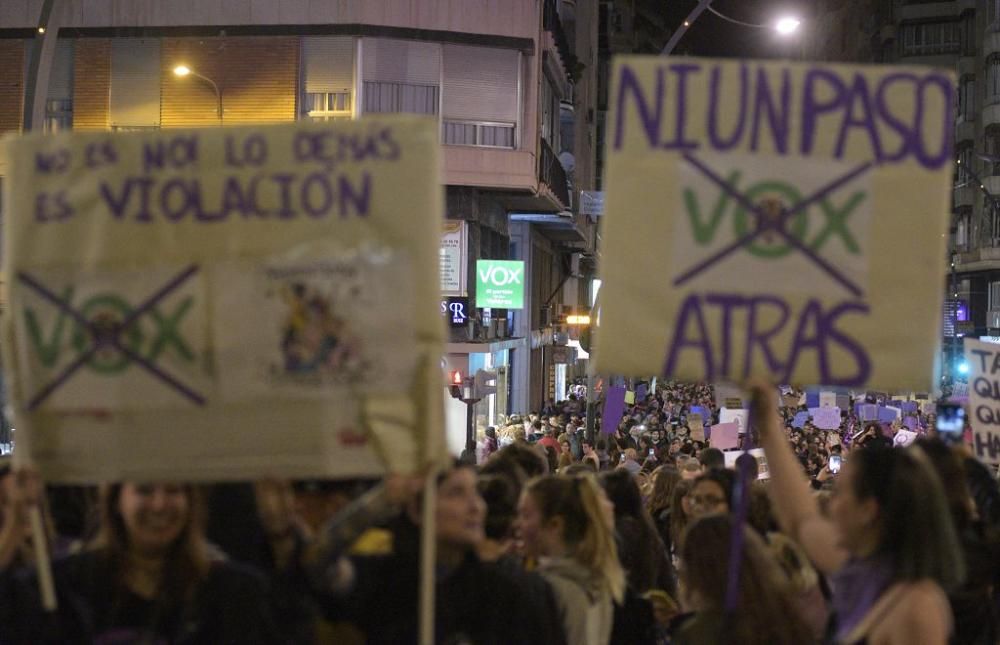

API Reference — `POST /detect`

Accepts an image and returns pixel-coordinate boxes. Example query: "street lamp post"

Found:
[172,65,222,124]
[661,1,802,56]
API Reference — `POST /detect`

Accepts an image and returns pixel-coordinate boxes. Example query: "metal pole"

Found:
[466,401,475,447]
[22,0,60,131]
[661,0,714,56]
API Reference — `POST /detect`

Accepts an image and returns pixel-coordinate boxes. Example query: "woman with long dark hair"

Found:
[0,475,280,643]
[751,382,964,644]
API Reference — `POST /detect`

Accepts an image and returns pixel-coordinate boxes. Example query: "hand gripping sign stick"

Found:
[16,0,63,613]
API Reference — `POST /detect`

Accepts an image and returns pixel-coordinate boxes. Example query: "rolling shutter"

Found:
[303,36,354,93]
[110,39,161,127]
[443,45,518,123]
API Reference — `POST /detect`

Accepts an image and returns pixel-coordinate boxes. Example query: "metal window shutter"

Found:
[362,38,440,86]
[48,40,73,101]
[110,39,161,126]
[303,36,354,94]
[443,45,518,122]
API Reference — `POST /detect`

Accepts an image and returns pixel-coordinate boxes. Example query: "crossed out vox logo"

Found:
[17,267,206,410]
[673,153,873,297]
[26,287,194,375]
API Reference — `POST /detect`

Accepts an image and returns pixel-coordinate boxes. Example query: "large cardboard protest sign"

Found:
[594,57,953,391]
[964,338,1000,465]
[2,119,445,482]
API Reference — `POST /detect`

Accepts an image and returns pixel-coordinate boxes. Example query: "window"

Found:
[994,0,1000,25]
[441,45,519,149]
[44,40,74,132]
[989,56,1000,105]
[540,75,560,151]
[361,38,440,115]
[987,126,1000,176]
[110,39,161,129]
[302,37,355,121]
[900,21,961,56]
[959,76,975,121]
[956,213,969,251]
[956,144,973,187]
[990,281,1000,311]
[963,12,976,57]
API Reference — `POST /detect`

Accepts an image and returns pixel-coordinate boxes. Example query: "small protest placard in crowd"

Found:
[710,423,740,450]
[964,338,1000,465]
[810,407,841,431]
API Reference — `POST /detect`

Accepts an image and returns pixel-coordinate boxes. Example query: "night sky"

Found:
[662,0,810,59]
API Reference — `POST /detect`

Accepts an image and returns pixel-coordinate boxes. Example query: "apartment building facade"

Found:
[0,0,599,423]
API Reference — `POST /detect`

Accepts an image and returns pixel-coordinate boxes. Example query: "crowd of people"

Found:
[1,380,999,644]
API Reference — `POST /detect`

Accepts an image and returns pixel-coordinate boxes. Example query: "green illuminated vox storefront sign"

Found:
[476,260,524,309]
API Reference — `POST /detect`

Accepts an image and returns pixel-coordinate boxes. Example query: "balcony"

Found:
[956,244,1000,271]
[543,0,576,80]
[954,184,976,209]
[956,119,975,144]
[985,102,1000,127]
[899,1,968,21]
[539,138,571,209]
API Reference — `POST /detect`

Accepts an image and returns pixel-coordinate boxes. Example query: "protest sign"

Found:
[810,407,841,430]
[835,393,851,410]
[710,422,740,450]
[792,411,810,428]
[805,391,820,409]
[625,390,636,405]
[819,391,837,408]
[593,57,953,391]
[636,383,648,402]
[720,408,748,435]
[2,119,444,482]
[602,386,628,435]
[859,404,879,422]
[688,412,704,434]
[964,338,1000,465]
[690,404,710,419]
[879,406,901,423]
[723,448,769,480]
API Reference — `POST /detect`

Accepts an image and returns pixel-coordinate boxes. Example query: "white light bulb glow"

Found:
[775,17,801,35]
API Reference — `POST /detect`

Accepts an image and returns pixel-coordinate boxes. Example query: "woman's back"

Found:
[538,557,614,645]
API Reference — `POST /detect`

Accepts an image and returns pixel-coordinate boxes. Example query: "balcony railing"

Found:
[540,138,571,208]
[543,0,576,79]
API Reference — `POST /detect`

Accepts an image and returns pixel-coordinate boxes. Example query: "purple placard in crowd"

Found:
[805,391,820,408]
[636,383,648,403]
[690,405,709,420]
[877,406,900,423]
[903,416,918,430]
[901,401,919,414]
[709,423,740,450]
[792,411,810,428]
[602,386,627,435]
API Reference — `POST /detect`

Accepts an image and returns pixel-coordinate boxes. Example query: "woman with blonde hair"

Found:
[517,474,626,645]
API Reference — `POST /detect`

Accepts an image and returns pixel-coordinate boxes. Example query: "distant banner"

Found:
[594,57,953,391]
[2,119,445,482]
[964,338,1000,465]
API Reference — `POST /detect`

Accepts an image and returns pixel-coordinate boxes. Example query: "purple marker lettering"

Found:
[132,177,155,222]
[160,178,192,221]
[100,180,135,220]
[221,177,251,218]
[339,172,372,217]
[750,67,791,154]
[833,75,883,160]
[913,74,954,170]
[783,299,827,383]
[271,174,297,218]
[613,64,665,151]
[874,73,919,163]
[743,294,790,378]
[662,63,701,152]
[800,68,847,156]
[705,293,746,375]
[301,173,333,218]
[246,175,268,218]
[824,301,871,386]
[707,64,748,151]
[663,294,715,380]
[378,127,401,160]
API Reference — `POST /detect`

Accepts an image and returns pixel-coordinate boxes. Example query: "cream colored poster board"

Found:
[2,118,444,482]
[595,57,953,391]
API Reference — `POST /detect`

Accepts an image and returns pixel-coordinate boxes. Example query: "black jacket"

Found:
[0,550,281,644]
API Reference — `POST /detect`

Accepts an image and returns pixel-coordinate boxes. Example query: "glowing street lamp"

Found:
[775,17,802,36]
[172,64,222,122]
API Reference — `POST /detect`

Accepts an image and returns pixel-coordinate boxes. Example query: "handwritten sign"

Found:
[720,408,748,434]
[2,119,445,482]
[710,422,740,450]
[688,412,704,434]
[964,338,1000,465]
[810,406,841,431]
[593,57,953,391]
